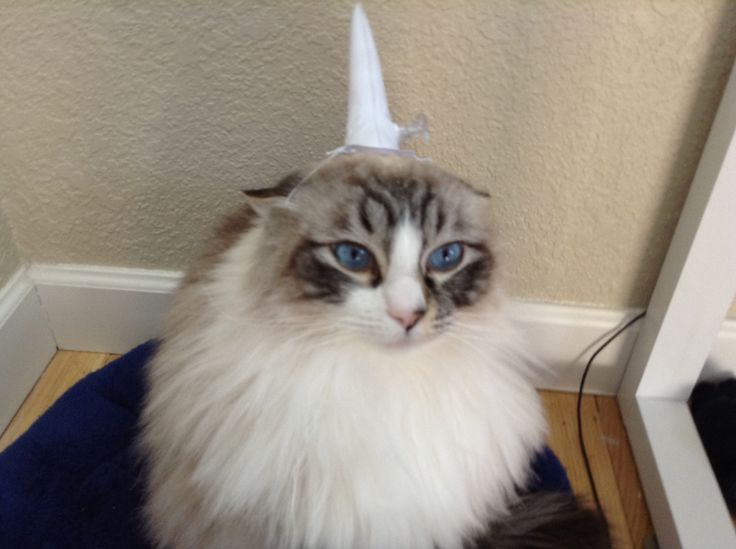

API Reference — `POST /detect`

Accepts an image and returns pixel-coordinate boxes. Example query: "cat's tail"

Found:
[469,492,612,549]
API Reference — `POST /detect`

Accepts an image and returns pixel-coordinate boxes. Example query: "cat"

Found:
[139,153,609,548]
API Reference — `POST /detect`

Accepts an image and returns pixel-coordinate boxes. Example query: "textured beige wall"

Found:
[1,1,735,309]
[0,207,22,289]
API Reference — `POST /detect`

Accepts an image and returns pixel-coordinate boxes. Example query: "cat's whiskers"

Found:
[441,315,498,328]
[440,331,487,357]
[444,332,540,398]
[442,331,503,346]
[444,322,493,333]
[207,313,342,331]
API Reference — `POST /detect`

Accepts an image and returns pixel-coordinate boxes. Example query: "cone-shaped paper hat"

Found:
[344,4,401,150]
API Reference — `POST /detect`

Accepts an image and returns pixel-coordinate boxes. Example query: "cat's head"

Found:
[240,154,497,347]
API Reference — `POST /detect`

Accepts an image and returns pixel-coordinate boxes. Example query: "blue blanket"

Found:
[0,341,571,548]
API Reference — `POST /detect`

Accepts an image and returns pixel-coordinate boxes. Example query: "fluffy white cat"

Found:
[140,154,608,549]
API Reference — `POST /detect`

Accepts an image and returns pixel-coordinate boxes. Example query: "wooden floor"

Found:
[0,351,654,548]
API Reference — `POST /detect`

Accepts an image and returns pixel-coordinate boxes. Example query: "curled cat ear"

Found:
[457,178,490,199]
[242,171,301,213]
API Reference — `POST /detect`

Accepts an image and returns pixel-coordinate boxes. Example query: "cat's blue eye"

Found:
[333,242,373,271]
[428,242,464,271]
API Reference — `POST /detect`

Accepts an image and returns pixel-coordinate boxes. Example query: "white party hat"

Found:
[345,4,400,149]
[344,4,429,153]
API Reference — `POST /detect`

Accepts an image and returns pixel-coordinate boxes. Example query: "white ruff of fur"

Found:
[142,227,547,549]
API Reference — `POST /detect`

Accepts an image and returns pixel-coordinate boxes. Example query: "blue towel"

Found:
[0,341,571,548]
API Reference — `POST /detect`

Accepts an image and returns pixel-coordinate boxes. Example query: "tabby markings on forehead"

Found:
[350,176,451,240]
[361,187,398,228]
[418,191,435,229]
[435,207,446,234]
[358,199,374,234]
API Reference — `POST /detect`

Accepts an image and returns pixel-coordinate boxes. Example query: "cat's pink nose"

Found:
[388,308,426,331]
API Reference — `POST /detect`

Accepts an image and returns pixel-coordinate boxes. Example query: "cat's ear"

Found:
[242,171,301,214]
[458,179,490,199]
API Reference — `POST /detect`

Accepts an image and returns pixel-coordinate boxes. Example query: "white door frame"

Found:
[618,60,736,548]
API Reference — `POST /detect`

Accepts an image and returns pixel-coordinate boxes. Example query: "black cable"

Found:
[577,311,646,515]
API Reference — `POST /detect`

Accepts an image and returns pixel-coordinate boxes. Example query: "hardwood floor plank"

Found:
[596,396,654,548]
[580,395,633,549]
[540,391,635,549]
[541,390,593,495]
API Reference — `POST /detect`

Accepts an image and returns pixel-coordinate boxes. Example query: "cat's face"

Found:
[246,154,496,347]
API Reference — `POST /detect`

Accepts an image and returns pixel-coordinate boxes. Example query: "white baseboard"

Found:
[0,267,57,431]
[30,264,179,355]
[512,302,644,394]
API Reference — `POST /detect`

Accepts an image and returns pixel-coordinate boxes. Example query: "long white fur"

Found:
[142,222,547,549]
